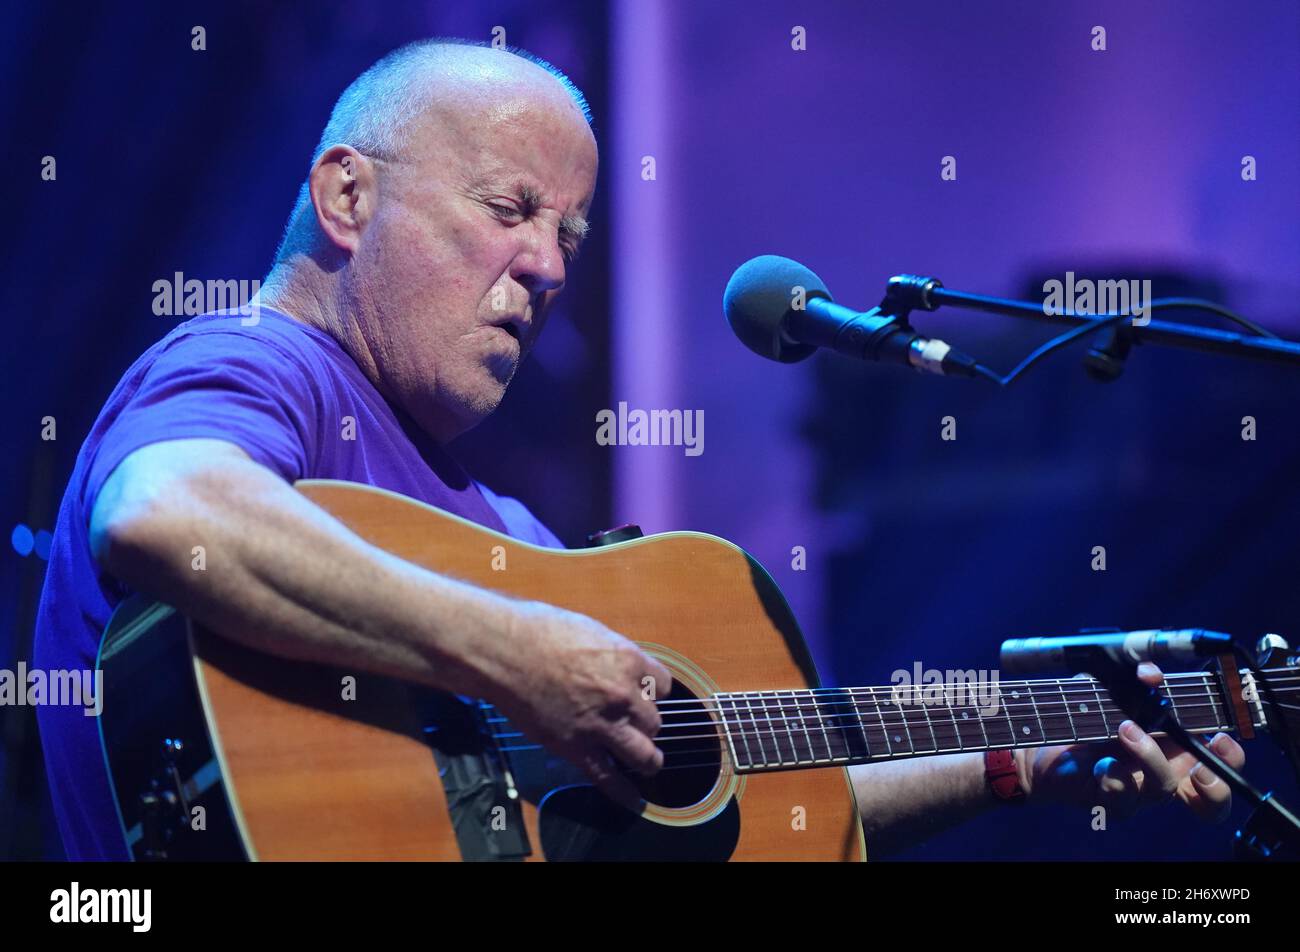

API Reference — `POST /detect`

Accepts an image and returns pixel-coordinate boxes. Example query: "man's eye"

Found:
[488,203,523,221]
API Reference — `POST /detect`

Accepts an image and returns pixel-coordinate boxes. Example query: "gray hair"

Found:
[273,38,591,264]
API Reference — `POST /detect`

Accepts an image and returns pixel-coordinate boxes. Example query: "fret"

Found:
[1061,678,1108,742]
[889,686,917,756]
[1165,680,1183,731]
[920,682,963,753]
[781,689,814,764]
[1023,683,1046,746]
[847,689,875,760]
[717,695,747,769]
[1031,679,1076,745]
[762,691,797,765]
[894,681,938,754]
[941,689,964,752]
[914,689,942,753]
[1055,680,1080,742]
[865,687,895,758]
[792,690,819,763]
[1198,674,1227,732]
[951,686,992,750]
[1089,679,1111,737]
[826,688,870,762]
[991,683,1019,748]
[748,692,775,766]
[813,690,844,762]
[742,692,772,768]
[808,690,835,762]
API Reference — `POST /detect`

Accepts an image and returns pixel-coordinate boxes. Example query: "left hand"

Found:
[1016,662,1245,822]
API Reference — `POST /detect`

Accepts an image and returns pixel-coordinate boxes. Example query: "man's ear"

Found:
[308,144,377,255]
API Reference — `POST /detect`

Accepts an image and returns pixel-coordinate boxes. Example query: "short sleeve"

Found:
[477,483,566,549]
[83,328,320,516]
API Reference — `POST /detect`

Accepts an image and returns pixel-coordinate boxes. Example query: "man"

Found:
[34,39,1243,861]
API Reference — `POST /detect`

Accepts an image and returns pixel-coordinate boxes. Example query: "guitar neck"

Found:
[710,670,1261,773]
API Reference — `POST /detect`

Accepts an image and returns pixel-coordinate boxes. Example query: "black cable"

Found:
[968,297,1276,386]
[1151,297,1277,338]
[976,311,1132,386]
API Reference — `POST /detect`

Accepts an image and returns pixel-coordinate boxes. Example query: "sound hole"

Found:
[635,680,722,809]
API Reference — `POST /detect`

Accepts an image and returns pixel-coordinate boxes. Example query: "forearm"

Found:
[850,751,1021,856]
[92,440,518,696]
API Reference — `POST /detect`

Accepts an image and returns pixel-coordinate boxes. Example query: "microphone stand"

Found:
[1072,649,1300,861]
[880,275,1300,376]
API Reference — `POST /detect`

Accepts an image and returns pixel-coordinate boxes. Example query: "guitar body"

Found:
[98,480,866,861]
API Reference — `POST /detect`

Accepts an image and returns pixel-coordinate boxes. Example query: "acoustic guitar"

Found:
[97,480,1286,861]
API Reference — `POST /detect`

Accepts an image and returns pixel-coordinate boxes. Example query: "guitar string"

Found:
[626,669,1300,703]
[485,695,1248,759]
[476,671,1291,716]
[479,682,1294,741]
[480,680,1292,735]
[470,674,1290,766]
[484,693,1248,740]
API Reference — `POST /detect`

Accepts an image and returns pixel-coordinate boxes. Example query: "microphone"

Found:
[723,254,980,377]
[999,629,1235,675]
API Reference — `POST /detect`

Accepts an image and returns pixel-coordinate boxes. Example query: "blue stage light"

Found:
[11,523,34,556]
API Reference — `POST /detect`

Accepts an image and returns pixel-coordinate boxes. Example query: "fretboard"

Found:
[712,672,1237,773]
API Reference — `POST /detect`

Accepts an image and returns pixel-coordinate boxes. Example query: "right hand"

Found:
[484,600,672,808]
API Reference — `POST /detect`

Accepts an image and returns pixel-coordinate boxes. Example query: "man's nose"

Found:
[511,232,566,297]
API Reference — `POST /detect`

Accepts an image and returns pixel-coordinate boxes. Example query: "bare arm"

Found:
[849,753,1000,857]
[91,438,670,801]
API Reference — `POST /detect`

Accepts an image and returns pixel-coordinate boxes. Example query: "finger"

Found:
[606,720,665,777]
[626,679,664,738]
[1187,762,1231,823]
[578,748,645,812]
[1209,732,1246,769]
[1118,720,1179,804]
[1135,662,1164,687]
[1094,756,1141,819]
[645,656,673,703]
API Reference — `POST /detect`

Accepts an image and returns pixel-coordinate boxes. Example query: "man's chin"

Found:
[419,385,508,444]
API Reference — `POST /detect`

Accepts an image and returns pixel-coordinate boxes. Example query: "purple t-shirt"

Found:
[33,308,562,861]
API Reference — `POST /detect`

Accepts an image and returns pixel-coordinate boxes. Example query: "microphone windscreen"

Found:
[723,255,829,362]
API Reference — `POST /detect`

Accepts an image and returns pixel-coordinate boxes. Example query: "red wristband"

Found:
[985,749,1026,803]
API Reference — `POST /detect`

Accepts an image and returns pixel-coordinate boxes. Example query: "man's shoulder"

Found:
[149,307,338,364]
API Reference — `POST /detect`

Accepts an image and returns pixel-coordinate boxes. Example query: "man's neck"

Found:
[257,262,464,447]
[258,263,383,390]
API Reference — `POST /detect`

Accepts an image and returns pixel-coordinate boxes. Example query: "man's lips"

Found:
[490,314,529,342]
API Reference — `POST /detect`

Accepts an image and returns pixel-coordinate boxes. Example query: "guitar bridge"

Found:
[420,693,532,862]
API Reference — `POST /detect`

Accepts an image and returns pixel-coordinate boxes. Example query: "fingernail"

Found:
[1192,763,1220,786]
[1137,662,1160,679]
[1120,720,1141,741]
[1211,734,1231,753]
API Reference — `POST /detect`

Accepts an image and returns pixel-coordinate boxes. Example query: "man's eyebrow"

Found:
[499,181,590,242]
[560,212,590,243]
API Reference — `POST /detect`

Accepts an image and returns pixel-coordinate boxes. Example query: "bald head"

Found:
[262,38,599,444]
[276,39,592,263]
